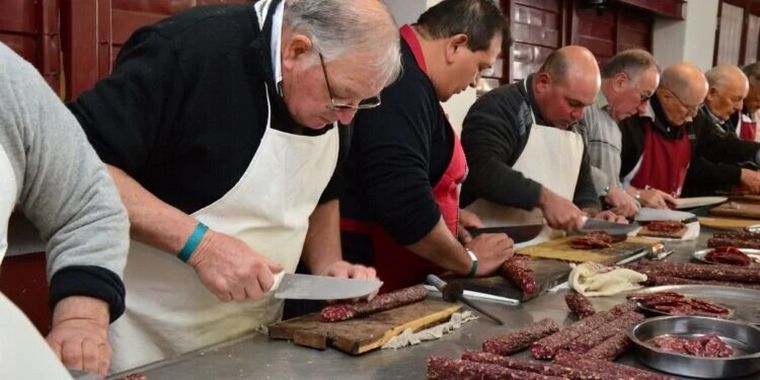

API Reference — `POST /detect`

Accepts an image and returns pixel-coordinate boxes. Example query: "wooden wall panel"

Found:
[746,14,760,64]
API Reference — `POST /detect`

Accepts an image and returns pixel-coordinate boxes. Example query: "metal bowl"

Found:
[628,316,760,379]
[745,224,760,233]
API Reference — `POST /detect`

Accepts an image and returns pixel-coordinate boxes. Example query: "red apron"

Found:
[739,114,757,141]
[340,25,467,292]
[630,120,691,197]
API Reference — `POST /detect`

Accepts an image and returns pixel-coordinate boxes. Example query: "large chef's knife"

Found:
[578,218,640,236]
[467,224,544,243]
[273,273,383,300]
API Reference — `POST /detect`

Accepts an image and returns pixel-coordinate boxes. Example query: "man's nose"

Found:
[337,108,358,125]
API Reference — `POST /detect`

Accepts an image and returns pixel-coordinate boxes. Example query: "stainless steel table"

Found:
[109,229,756,380]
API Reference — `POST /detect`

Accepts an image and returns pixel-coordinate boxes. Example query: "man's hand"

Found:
[637,187,676,209]
[740,169,760,194]
[314,260,377,280]
[457,208,484,244]
[538,187,586,230]
[189,229,284,302]
[605,186,639,218]
[46,296,111,376]
[465,233,514,276]
[590,209,629,224]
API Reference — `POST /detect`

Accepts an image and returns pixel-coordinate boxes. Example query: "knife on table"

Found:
[273,273,383,300]
[467,224,544,243]
[426,274,504,325]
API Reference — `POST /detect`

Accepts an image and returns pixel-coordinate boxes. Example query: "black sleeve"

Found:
[349,81,441,246]
[693,112,760,164]
[573,148,602,209]
[685,154,742,187]
[318,124,351,203]
[49,266,126,322]
[67,28,184,178]
[619,117,646,178]
[460,91,543,209]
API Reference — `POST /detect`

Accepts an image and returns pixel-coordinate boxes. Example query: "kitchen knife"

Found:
[467,224,544,243]
[273,273,383,300]
[578,218,640,235]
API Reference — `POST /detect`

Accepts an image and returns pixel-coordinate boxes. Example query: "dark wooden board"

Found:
[268,299,461,355]
[711,201,760,219]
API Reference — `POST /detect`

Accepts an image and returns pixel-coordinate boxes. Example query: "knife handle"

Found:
[426,274,447,291]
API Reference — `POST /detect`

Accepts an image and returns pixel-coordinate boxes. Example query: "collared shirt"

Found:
[270,0,284,88]
[578,92,623,195]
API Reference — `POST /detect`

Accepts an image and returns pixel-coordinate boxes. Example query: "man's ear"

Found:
[614,72,628,91]
[533,72,552,95]
[282,33,314,72]
[445,33,469,64]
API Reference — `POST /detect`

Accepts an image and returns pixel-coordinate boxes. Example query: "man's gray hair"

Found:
[284,0,402,87]
[600,49,659,81]
[743,62,760,87]
[705,64,748,90]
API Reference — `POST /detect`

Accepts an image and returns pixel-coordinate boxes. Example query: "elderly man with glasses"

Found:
[67,0,401,372]
[339,0,514,292]
[620,62,760,199]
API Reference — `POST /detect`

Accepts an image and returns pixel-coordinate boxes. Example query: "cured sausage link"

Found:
[564,311,644,354]
[633,261,760,283]
[564,293,596,319]
[583,332,631,361]
[426,356,566,380]
[646,274,760,290]
[461,350,612,380]
[320,285,428,322]
[553,351,677,380]
[501,255,538,295]
[482,318,560,355]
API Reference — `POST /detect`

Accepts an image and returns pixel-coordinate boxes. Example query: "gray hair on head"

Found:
[742,62,760,87]
[283,0,402,87]
[705,64,748,90]
[601,49,659,81]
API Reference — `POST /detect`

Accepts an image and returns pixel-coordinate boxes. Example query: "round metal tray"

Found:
[693,248,760,265]
[632,285,760,325]
[629,316,760,379]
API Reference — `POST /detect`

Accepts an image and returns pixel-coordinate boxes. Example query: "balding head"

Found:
[743,62,760,114]
[656,62,708,126]
[533,46,601,128]
[704,64,749,120]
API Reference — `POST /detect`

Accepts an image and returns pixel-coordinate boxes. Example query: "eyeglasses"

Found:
[665,89,701,116]
[318,53,381,111]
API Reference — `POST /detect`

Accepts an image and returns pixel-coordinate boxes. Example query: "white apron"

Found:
[109,81,340,371]
[0,143,71,379]
[466,81,584,247]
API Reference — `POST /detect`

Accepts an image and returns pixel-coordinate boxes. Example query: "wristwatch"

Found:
[465,247,478,277]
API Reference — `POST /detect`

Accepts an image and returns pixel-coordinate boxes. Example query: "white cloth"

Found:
[466,81,585,247]
[381,311,478,349]
[569,262,647,297]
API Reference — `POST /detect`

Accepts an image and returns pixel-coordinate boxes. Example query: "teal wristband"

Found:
[177,222,209,263]
[465,248,478,277]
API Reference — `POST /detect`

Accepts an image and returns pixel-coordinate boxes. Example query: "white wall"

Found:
[384,0,427,26]
[653,0,719,71]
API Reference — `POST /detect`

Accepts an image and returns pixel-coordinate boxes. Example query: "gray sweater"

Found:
[0,43,129,320]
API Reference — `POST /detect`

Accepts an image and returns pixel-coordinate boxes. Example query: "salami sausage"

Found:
[427,356,565,380]
[584,332,631,361]
[482,318,560,355]
[553,352,677,380]
[708,237,760,249]
[462,350,611,380]
[564,293,596,319]
[320,285,427,322]
[646,220,685,232]
[632,261,760,283]
[501,255,538,295]
[571,231,614,249]
[646,274,760,290]
[564,311,644,354]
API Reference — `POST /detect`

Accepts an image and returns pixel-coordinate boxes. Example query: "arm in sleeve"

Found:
[460,94,543,209]
[685,154,741,187]
[693,114,760,165]
[351,84,441,246]
[2,49,130,322]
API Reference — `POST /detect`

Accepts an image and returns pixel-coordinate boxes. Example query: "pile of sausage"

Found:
[320,285,428,322]
[708,231,760,249]
[631,260,760,290]
[570,231,614,249]
[627,291,733,319]
[650,334,735,358]
[705,247,753,266]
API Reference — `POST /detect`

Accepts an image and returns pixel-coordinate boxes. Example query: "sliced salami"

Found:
[553,351,677,380]
[571,231,614,249]
[501,255,538,295]
[462,350,611,380]
[565,293,596,319]
[427,356,565,380]
[646,220,685,232]
[482,318,560,355]
[320,285,427,322]
[705,247,752,266]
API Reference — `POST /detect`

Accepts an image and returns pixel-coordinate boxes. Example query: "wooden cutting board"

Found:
[699,216,760,230]
[517,236,657,264]
[637,224,688,239]
[268,299,460,355]
[710,201,760,219]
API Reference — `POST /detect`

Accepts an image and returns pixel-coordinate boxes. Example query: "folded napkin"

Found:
[569,262,647,297]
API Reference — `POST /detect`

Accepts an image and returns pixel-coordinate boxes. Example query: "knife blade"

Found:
[467,224,544,243]
[578,218,640,235]
[273,273,383,300]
